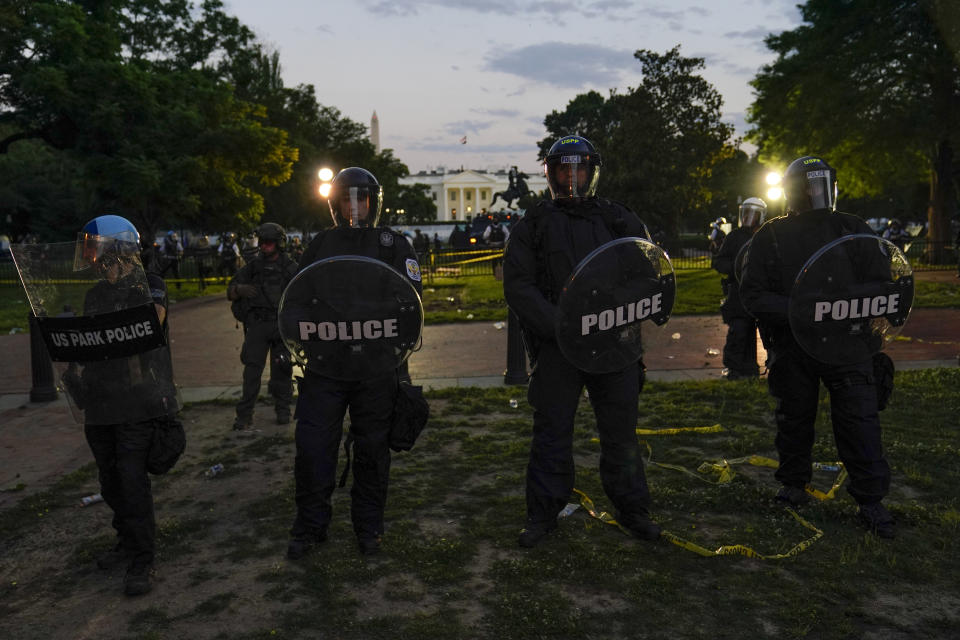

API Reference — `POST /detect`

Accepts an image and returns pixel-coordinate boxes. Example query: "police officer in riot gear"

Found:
[227,222,298,429]
[740,156,896,538]
[708,217,728,254]
[712,197,766,380]
[75,215,181,596]
[217,231,242,278]
[503,135,661,547]
[287,167,423,559]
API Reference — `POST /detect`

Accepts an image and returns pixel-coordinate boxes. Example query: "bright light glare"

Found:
[318,183,332,198]
[765,172,782,186]
[318,167,334,182]
[767,186,783,200]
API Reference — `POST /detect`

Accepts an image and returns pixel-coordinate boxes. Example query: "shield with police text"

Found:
[556,237,675,373]
[9,241,179,425]
[279,256,423,380]
[789,234,913,365]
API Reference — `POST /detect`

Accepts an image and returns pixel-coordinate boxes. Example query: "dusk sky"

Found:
[223,0,804,174]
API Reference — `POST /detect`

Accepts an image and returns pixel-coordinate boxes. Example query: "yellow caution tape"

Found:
[636,424,724,435]
[573,488,824,559]
[659,508,823,559]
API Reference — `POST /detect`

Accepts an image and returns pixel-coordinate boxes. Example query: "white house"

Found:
[399,167,548,222]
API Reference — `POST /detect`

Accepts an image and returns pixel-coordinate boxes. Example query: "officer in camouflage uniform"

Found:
[227,222,299,429]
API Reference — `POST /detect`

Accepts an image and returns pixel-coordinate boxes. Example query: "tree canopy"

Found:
[748,0,960,254]
[540,47,744,239]
[0,0,432,242]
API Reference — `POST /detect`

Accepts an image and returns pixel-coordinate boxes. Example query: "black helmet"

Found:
[543,135,602,200]
[783,156,837,214]
[738,197,767,229]
[256,222,287,248]
[74,215,141,271]
[328,167,383,228]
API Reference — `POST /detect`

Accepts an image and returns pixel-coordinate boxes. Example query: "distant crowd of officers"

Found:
[59,135,902,601]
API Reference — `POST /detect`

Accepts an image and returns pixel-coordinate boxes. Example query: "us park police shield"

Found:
[9,241,178,424]
[279,256,423,380]
[789,234,914,365]
[556,237,675,374]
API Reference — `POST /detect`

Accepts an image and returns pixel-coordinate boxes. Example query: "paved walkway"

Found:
[1,272,957,505]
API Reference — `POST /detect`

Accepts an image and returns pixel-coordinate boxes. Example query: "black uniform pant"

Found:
[723,316,760,378]
[291,371,396,540]
[84,421,156,566]
[525,341,651,524]
[767,348,890,504]
[236,318,293,421]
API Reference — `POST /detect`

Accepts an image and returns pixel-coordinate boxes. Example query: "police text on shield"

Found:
[581,294,662,336]
[299,319,399,341]
[813,294,900,322]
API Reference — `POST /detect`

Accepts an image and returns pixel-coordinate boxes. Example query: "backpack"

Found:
[388,381,430,451]
[146,418,186,475]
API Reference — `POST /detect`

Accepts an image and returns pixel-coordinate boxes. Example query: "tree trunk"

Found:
[926,139,955,264]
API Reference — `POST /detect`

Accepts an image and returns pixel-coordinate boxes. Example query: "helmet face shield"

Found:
[544,135,602,200]
[739,198,767,228]
[74,216,141,272]
[545,154,600,199]
[328,168,383,228]
[804,169,837,211]
[337,187,374,228]
[784,156,837,214]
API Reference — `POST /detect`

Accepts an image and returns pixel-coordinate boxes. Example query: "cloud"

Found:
[470,107,521,117]
[362,0,627,21]
[485,42,633,88]
[314,24,333,35]
[443,120,496,135]
[412,141,537,154]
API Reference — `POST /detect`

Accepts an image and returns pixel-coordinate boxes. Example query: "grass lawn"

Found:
[1,369,958,638]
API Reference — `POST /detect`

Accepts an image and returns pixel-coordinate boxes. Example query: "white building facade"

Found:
[399,168,548,222]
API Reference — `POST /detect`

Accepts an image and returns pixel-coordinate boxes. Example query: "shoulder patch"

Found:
[405,258,422,282]
[380,231,394,247]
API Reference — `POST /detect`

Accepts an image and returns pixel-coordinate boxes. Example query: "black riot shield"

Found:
[279,256,423,381]
[9,241,179,424]
[556,238,675,374]
[789,234,913,365]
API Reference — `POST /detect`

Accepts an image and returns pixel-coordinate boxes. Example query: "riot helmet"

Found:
[544,135,601,200]
[711,217,728,230]
[328,167,383,228]
[738,197,767,229]
[256,222,287,256]
[74,215,141,272]
[783,156,837,214]
[225,231,237,244]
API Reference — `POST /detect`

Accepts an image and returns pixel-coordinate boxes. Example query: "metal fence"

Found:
[2,240,957,287]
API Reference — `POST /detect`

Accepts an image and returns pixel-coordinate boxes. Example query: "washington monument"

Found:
[370,110,380,154]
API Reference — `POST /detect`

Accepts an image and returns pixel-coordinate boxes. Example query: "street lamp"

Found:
[318,167,334,198]
[765,171,783,201]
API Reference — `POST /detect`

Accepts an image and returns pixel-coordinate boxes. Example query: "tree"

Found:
[381,183,437,227]
[0,0,296,240]
[747,0,960,260]
[540,47,738,239]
